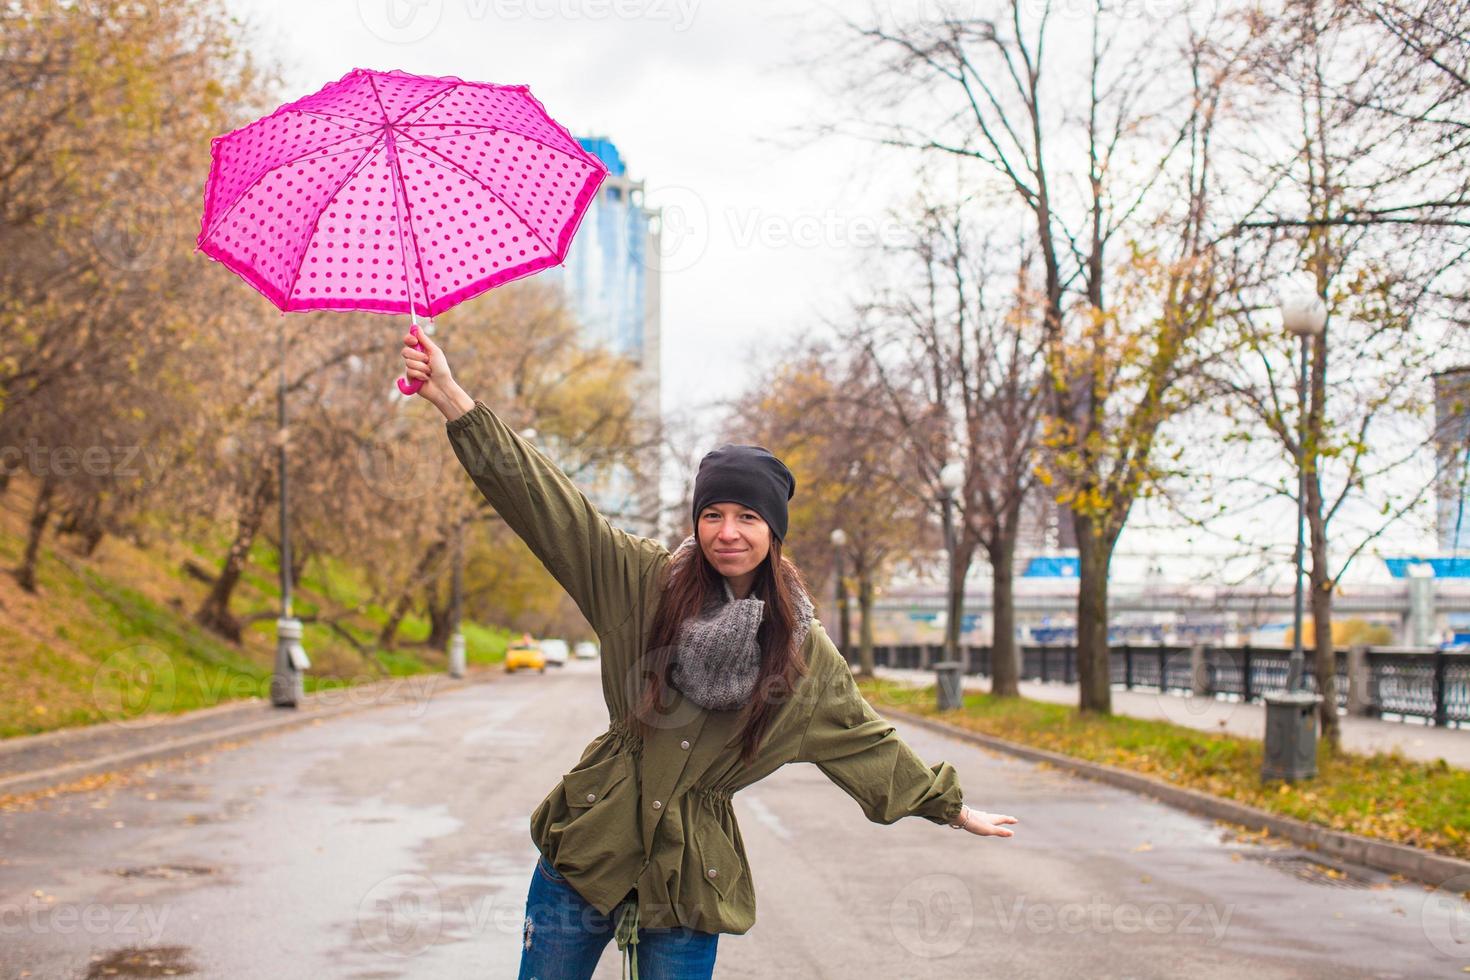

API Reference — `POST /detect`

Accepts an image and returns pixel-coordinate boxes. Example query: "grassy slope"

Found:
[0,474,511,739]
[859,678,1470,863]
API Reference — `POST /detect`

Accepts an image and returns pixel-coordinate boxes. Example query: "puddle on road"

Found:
[180,797,254,826]
[107,865,216,881]
[1215,826,1392,890]
[136,783,211,802]
[84,945,197,977]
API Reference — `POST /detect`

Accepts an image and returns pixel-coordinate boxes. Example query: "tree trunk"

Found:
[289,545,309,593]
[379,596,410,652]
[1074,517,1114,714]
[79,515,106,558]
[989,532,1020,698]
[858,573,876,674]
[195,466,274,643]
[838,575,856,671]
[57,496,107,558]
[1305,489,1341,750]
[16,474,56,593]
[1308,567,1340,751]
[426,582,454,652]
[378,536,451,650]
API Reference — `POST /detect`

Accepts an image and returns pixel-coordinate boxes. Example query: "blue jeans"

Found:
[518,852,719,979]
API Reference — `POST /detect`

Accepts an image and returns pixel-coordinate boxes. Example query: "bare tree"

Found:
[723,336,927,675]
[0,0,273,592]
[852,193,1049,696]
[1186,0,1470,749]
[825,0,1243,712]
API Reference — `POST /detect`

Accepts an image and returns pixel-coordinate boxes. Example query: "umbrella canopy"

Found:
[196,67,608,320]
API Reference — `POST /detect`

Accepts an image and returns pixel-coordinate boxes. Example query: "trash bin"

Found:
[934,660,964,712]
[1261,690,1321,781]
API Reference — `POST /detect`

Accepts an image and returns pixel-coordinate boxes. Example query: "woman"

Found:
[402,331,1019,979]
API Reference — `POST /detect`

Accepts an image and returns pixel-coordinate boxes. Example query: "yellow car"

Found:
[505,641,546,673]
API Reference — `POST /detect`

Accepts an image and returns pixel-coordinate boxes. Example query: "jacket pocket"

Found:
[561,753,631,810]
[552,752,637,878]
[694,822,745,902]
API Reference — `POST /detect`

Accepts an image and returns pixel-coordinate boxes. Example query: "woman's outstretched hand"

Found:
[401,328,473,421]
[950,804,1019,838]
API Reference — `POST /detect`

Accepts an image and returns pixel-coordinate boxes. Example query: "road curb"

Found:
[884,703,1470,889]
[0,694,275,757]
[0,669,500,800]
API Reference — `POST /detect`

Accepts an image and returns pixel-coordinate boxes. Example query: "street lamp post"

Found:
[272,316,308,707]
[1262,287,1327,781]
[939,462,966,663]
[830,528,851,661]
[448,516,466,678]
[934,462,967,710]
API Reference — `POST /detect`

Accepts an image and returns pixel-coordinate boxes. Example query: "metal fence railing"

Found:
[853,642,1470,728]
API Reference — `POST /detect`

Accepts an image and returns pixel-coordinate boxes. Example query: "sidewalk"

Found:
[0,669,496,798]
[874,667,1470,768]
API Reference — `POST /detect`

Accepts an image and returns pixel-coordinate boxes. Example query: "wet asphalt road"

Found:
[2,658,1468,979]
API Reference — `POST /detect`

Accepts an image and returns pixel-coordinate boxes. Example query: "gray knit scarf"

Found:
[666,535,815,712]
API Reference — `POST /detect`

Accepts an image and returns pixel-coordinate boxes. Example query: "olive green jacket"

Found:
[445,399,966,936]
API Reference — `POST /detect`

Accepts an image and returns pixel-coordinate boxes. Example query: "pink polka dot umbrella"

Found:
[196,67,609,395]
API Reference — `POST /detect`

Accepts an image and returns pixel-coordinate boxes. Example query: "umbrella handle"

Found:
[397,323,426,396]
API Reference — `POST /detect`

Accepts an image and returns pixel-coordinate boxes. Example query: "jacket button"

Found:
[680,740,690,750]
[651,800,662,810]
[707,868,718,878]
[586,793,597,803]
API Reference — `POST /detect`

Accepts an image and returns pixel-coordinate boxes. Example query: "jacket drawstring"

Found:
[614,895,640,980]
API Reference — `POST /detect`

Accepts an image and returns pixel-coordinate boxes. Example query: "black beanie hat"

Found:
[691,444,797,542]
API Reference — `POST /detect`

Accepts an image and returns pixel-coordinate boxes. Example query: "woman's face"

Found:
[697,502,771,580]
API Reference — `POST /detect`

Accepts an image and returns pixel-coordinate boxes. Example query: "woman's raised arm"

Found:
[404,329,666,637]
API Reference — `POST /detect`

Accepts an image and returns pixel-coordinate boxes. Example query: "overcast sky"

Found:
[223,0,1446,583]
[227,0,890,421]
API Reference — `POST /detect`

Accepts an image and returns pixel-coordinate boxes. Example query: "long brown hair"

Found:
[633,535,812,764]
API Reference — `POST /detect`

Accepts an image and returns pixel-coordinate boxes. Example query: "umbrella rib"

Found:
[281,137,387,309]
[386,139,432,318]
[396,133,557,258]
[390,83,459,127]
[365,73,392,125]
[395,123,502,133]
[201,130,381,243]
[398,122,590,164]
[285,140,388,164]
[298,109,379,135]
